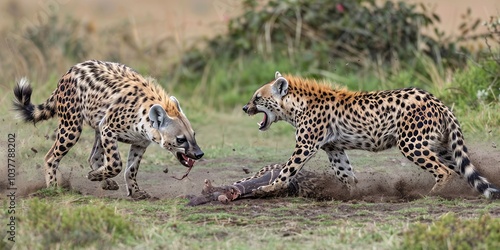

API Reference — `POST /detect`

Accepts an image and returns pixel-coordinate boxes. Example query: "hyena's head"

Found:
[242,71,290,131]
[149,97,203,168]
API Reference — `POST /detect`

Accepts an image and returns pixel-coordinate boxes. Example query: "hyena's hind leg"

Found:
[397,136,454,194]
[88,130,104,170]
[322,144,358,190]
[45,121,82,187]
[435,144,460,175]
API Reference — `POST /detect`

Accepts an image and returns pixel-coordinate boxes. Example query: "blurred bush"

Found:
[402,213,500,249]
[1,0,498,120]
[180,0,487,75]
[436,16,500,108]
[16,198,138,248]
[0,10,175,84]
[0,13,91,83]
[481,15,500,103]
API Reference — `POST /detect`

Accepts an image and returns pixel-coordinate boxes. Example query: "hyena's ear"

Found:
[271,77,289,98]
[170,96,183,114]
[149,104,172,129]
[275,71,282,79]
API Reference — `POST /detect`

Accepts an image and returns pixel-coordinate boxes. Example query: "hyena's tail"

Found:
[13,77,56,124]
[448,117,500,199]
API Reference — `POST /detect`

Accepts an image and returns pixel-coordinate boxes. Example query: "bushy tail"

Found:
[13,77,56,123]
[449,119,500,199]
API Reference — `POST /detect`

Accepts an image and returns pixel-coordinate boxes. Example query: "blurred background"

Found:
[1,0,499,130]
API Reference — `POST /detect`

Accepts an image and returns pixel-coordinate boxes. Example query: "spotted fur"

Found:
[13,60,204,199]
[243,72,500,199]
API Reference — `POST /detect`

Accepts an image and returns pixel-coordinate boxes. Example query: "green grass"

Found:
[402,213,500,249]
[7,196,138,249]
[7,192,496,249]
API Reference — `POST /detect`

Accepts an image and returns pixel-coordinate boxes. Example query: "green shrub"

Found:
[180,0,484,75]
[477,15,500,104]
[18,198,138,248]
[484,16,500,65]
[434,16,500,111]
[402,213,500,249]
[173,54,302,109]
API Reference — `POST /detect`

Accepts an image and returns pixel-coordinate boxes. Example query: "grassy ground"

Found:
[5,189,500,249]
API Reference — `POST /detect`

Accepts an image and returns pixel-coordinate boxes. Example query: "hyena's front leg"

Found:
[87,124,123,184]
[124,144,149,200]
[88,129,119,190]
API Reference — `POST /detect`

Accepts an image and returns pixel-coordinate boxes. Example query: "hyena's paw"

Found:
[87,170,104,181]
[101,179,119,190]
[131,190,151,200]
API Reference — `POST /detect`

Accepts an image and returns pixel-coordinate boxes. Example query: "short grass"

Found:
[3,190,500,249]
[402,213,500,249]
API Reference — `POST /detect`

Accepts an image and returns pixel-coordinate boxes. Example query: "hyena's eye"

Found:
[176,137,187,144]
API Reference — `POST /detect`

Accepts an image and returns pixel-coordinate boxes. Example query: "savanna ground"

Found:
[1,0,500,249]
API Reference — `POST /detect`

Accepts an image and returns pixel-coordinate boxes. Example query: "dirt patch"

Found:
[3,142,500,204]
